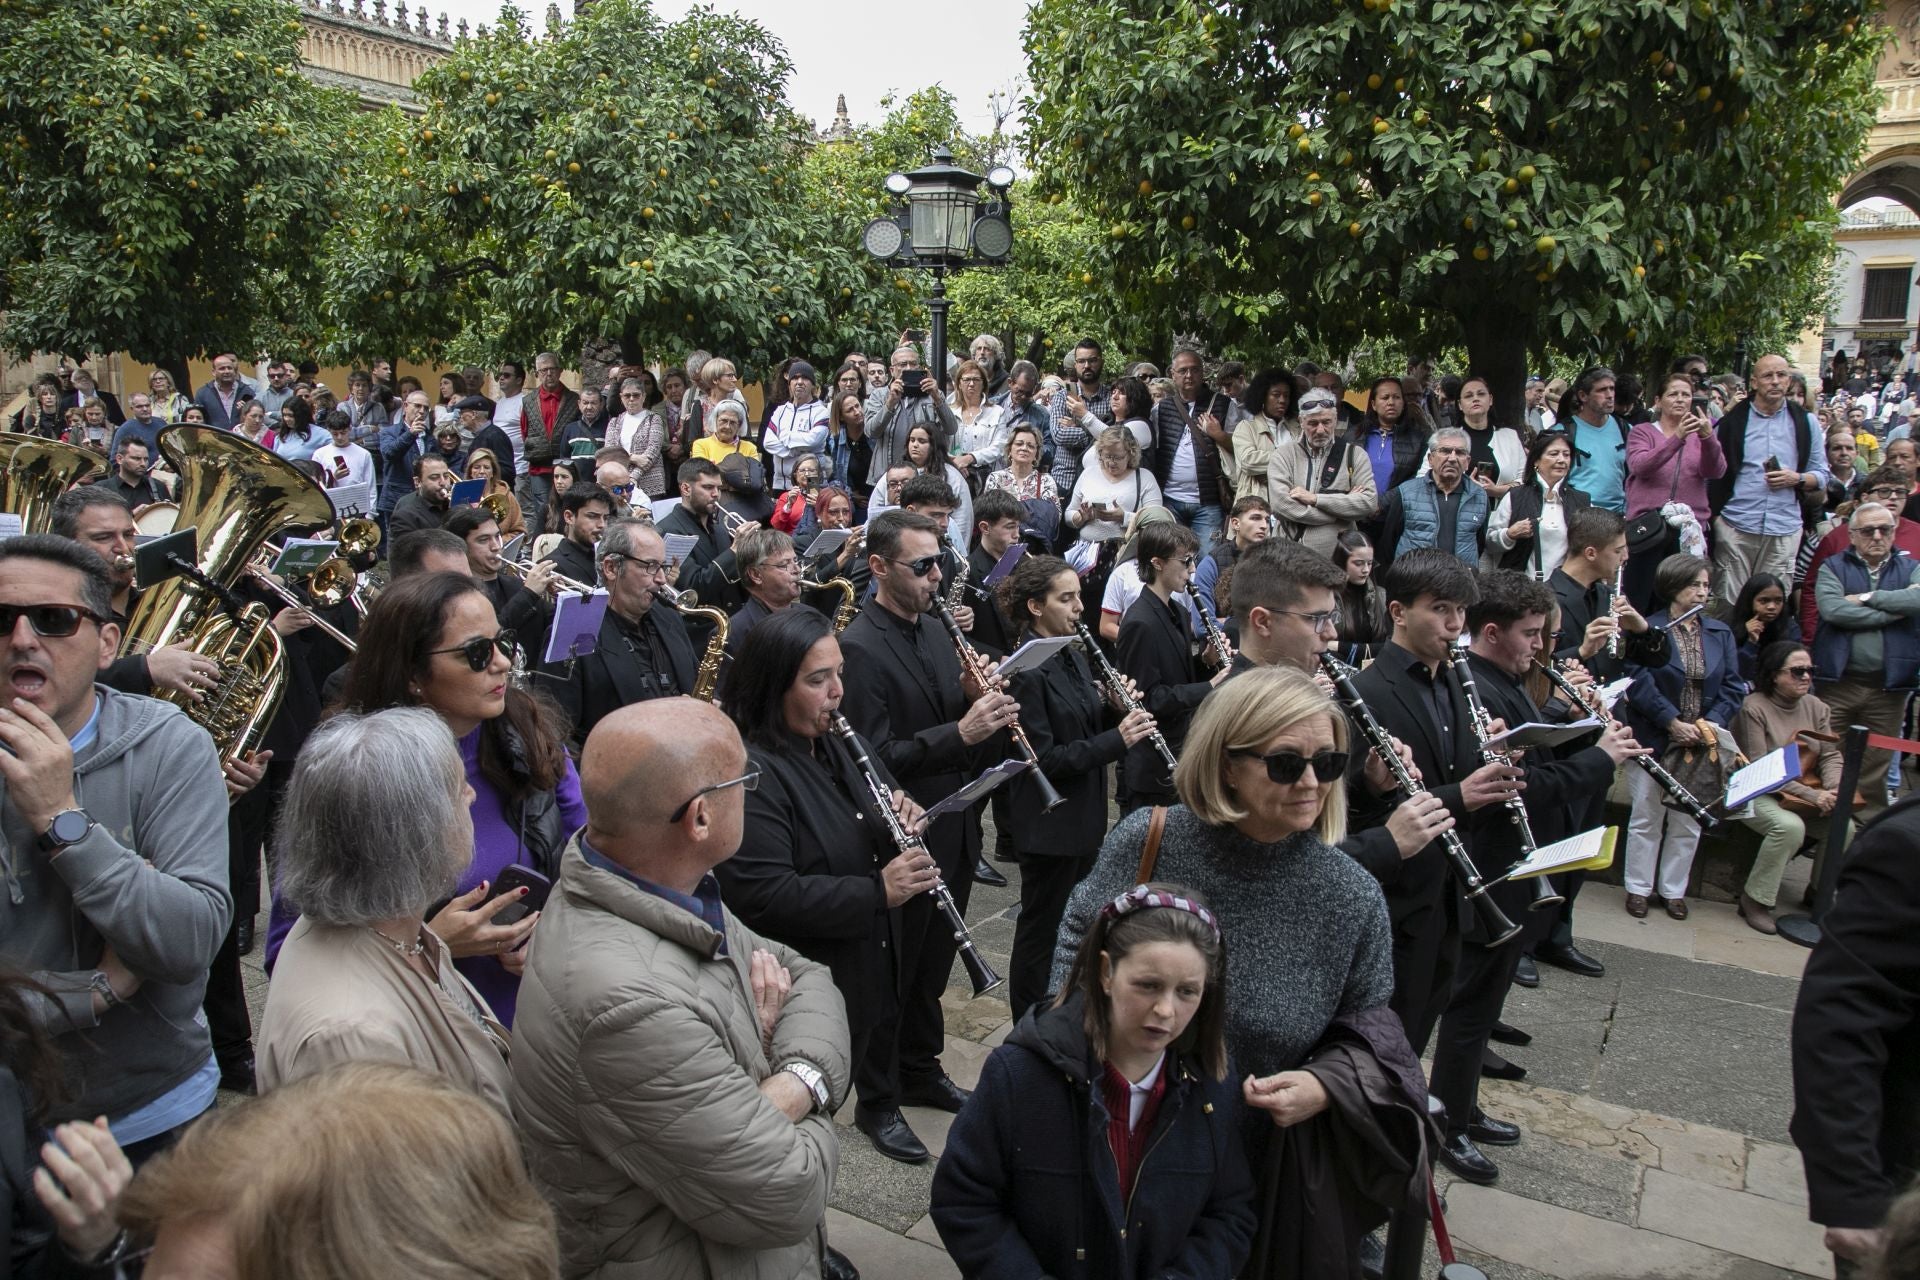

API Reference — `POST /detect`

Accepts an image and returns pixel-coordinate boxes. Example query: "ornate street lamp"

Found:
[862,146,1015,391]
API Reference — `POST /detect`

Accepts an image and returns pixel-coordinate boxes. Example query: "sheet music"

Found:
[806,527,853,559]
[543,589,610,664]
[0,514,23,540]
[1483,718,1604,751]
[661,533,699,566]
[1508,826,1616,878]
[994,635,1076,678]
[919,759,1030,825]
[324,480,374,519]
[1725,745,1799,809]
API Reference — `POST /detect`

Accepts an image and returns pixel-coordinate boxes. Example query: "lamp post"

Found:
[862,146,1015,392]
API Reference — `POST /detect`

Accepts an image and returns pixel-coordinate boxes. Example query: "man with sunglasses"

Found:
[540,520,696,746]
[0,535,232,1163]
[1799,466,1920,641]
[1812,500,1920,818]
[513,698,850,1280]
[1428,572,1646,1185]
[838,509,1018,1163]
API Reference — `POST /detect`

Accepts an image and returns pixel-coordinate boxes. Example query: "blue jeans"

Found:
[1164,498,1224,550]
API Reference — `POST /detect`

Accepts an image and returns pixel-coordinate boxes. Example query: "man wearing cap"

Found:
[456,395,517,488]
[764,362,831,492]
[1268,387,1380,556]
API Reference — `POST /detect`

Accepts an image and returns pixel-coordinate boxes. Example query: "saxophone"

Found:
[654,583,729,701]
[945,536,973,613]
[802,577,858,633]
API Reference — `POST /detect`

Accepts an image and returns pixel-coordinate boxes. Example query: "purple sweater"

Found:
[265,725,587,1028]
[1625,421,1727,526]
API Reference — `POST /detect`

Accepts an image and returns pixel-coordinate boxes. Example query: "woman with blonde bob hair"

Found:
[1050,666,1434,1278]
[119,1063,558,1279]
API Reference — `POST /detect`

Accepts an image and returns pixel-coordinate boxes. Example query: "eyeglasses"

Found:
[1866,488,1905,501]
[1271,606,1342,631]
[427,630,518,672]
[889,555,941,578]
[1228,747,1350,785]
[0,603,107,638]
[610,555,668,576]
[764,557,801,573]
[1785,665,1815,678]
[668,768,760,822]
[1856,525,1895,537]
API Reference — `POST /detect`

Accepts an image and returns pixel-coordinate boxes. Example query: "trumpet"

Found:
[1450,640,1562,913]
[244,561,358,653]
[830,712,1001,997]
[929,594,1065,811]
[1075,622,1176,773]
[1534,658,1719,827]
[717,505,752,535]
[497,556,597,598]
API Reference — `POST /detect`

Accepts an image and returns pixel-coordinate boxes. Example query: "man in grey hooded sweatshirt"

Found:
[0,535,231,1162]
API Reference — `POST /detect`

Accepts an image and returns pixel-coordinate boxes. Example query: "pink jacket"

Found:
[1625,421,1726,526]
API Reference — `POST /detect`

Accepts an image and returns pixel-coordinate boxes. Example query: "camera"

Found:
[901,370,929,396]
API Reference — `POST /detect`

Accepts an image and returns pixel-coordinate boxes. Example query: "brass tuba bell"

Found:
[0,432,108,533]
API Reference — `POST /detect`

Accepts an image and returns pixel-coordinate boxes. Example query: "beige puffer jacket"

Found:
[511,840,850,1279]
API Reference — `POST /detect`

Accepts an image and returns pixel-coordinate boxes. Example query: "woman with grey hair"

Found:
[256,707,514,1111]
[607,376,667,498]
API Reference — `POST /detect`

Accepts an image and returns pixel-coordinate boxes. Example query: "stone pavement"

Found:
[233,845,1836,1279]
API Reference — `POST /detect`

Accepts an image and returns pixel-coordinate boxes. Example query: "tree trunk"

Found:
[161,355,194,403]
[1458,305,1530,431]
[581,335,627,395]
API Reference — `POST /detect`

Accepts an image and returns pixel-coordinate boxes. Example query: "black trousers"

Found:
[1429,925,1528,1134]
[1388,909,1461,1059]
[1009,851,1097,1022]
[855,831,976,1109]
[204,778,273,1069]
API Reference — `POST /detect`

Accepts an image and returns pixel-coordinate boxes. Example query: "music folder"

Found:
[1724,745,1799,810]
[449,478,487,508]
[544,589,610,665]
[920,759,1030,825]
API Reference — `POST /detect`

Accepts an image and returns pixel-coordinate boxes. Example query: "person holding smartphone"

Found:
[1067,427,1163,545]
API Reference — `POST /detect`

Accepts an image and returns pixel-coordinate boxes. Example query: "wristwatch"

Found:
[34,808,93,856]
[780,1060,830,1113]
[88,970,122,1011]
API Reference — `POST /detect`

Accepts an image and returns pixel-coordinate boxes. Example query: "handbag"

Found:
[1658,721,1744,814]
[1776,729,1868,816]
[1626,434,1685,556]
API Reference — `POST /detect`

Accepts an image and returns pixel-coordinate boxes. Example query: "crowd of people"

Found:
[0,336,1915,1280]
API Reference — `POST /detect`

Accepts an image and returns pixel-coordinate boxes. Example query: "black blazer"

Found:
[1005,645,1128,857]
[656,502,744,611]
[541,535,598,588]
[967,545,1016,658]
[838,597,991,875]
[717,733,901,1036]
[470,423,519,486]
[537,604,696,745]
[1116,590,1211,799]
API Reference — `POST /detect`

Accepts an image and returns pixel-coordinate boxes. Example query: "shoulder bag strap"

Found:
[1134,805,1168,884]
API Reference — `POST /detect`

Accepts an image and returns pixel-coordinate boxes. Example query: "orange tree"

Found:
[1023,0,1883,415]
[0,0,351,367]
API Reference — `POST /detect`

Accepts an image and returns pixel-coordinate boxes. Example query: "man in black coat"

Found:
[1790,795,1920,1278]
[541,483,612,588]
[539,519,695,746]
[446,505,550,661]
[964,489,1025,659]
[837,509,1018,1166]
[656,459,750,621]
[1426,572,1641,1186]
[1343,550,1524,1061]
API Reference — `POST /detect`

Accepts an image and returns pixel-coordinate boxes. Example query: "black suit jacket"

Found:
[1005,645,1127,857]
[656,503,743,611]
[838,597,988,875]
[470,423,519,486]
[1116,590,1211,799]
[718,734,901,1036]
[540,535,598,588]
[1547,567,1670,683]
[537,604,695,745]
[966,545,1016,658]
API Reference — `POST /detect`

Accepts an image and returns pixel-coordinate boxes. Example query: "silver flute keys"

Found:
[1607,565,1627,659]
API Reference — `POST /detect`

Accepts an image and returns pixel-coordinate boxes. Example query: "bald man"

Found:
[1708,353,1828,615]
[511,700,852,1280]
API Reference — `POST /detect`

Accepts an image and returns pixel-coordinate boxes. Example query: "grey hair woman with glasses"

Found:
[257,708,516,1110]
[1051,666,1431,1279]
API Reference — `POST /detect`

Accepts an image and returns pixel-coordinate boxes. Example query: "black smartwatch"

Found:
[35,808,93,855]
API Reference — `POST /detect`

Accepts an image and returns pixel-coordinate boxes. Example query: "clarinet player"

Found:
[838,510,1017,1164]
[1428,572,1646,1185]
[995,555,1159,1019]
[1117,519,1227,810]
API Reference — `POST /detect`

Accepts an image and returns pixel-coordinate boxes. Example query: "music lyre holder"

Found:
[133,527,247,620]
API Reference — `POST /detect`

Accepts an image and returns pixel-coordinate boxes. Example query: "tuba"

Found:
[120,427,339,768]
[0,433,107,533]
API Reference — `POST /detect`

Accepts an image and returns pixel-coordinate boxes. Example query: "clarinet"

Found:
[1074,622,1177,773]
[1534,659,1719,828]
[1317,652,1521,946]
[829,713,1003,997]
[1449,642,1564,913]
[1193,592,1233,669]
[929,595,1066,812]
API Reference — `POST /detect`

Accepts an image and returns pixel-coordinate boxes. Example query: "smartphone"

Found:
[490,865,552,925]
[1764,455,1781,472]
[1471,461,1498,482]
[902,370,929,395]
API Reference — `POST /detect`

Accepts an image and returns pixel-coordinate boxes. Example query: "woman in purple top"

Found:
[269,572,584,1025]
[1626,373,1727,530]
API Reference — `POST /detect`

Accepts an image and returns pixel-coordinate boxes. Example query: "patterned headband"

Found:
[1098,885,1222,942]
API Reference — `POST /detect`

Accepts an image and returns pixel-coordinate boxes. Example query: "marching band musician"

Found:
[995,554,1158,1020]
[722,528,804,662]
[445,507,551,660]
[963,489,1025,658]
[837,510,1018,1166]
[538,519,695,745]
[656,459,753,619]
[539,483,613,588]
[1427,572,1643,1186]
[1117,520,1225,811]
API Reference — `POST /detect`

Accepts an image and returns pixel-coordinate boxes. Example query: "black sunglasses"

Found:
[428,630,518,672]
[1228,747,1350,785]
[1784,665,1815,677]
[890,555,941,578]
[0,603,107,639]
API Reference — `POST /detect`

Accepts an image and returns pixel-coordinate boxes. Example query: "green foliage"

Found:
[1023,0,1884,407]
[0,0,353,363]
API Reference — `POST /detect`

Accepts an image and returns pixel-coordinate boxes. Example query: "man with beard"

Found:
[1048,338,1112,498]
[386,454,457,541]
[1378,428,1489,571]
[657,460,755,617]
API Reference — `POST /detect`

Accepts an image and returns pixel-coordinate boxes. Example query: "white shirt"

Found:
[763,400,831,489]
[1100,559,1197,631]
[312,442,375,490]
[1163,403,1201,503]
[1068,466,1163,543]
[493,392,526,470]
[1080,412,1154,455]
[1120,1053,1167,1131]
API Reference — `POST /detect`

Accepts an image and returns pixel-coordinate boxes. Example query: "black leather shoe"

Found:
[1358,1229,1385,1280]
[218,1054,256,1096]
[1490,1021,1532,1047]
[854,1106,928,1164]
[235,918,255,957]
[1512,953,1539,988]
[900,1072,971,1113]
[824,1246,860,1280]
[1438,1132,1501,1184]
[972,857,1008,888]
[1480,1050,1527,1082]
[1536,941,1605,978]
[1467,1109,1521,1146]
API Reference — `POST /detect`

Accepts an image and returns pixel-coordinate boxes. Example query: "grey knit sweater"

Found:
[1050,805,1395,1077]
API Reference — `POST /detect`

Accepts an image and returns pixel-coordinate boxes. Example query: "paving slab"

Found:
[1438,1130,1644,1226]
[1745,1141,1811,1209]
[826,1207,958,1280]
[828,1125,936,1235]
[1637,1167,1833,1278]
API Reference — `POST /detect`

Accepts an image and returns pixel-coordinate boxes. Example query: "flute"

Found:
[829,713,1002,997]
[1317,651,1521,946]
[1074,622,1176,773]
[1534,658,1719,827]
[1606,565,1626,659]
[1450,641,1563,913]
